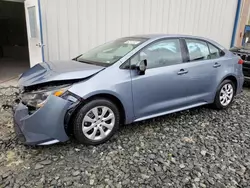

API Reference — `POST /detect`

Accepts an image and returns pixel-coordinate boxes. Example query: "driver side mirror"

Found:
[130,51,147,74]
[136,59,147,75]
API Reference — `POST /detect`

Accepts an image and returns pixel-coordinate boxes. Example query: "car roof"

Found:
[130,34,208,40]
[128,34,226,49]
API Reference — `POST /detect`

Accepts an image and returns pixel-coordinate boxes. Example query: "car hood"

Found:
[19,60,105,87]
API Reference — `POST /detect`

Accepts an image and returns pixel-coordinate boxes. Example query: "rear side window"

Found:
[186,39,210,61]
[208,43,222,59]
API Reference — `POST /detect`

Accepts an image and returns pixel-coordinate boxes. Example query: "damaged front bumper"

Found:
[13,95,72,145]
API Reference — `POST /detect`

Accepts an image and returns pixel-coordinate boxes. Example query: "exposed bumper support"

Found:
[13,95,71,145]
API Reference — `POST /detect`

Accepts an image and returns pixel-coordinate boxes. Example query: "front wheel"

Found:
[73,99,120,145]
[212,79,235,109]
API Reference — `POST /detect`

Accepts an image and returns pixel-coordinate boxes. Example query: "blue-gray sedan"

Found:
[14,34,244,145]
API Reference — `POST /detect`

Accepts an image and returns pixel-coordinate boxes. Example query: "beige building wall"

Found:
[40,0,238,61]
[235,0,250,47]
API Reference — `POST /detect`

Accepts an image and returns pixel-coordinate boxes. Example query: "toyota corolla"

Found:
[13,34,244,146]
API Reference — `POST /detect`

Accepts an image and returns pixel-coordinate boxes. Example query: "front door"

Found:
[24,0,44,67]
[131,38,190,121]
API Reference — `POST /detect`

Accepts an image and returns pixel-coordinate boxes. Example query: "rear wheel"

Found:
[73,99,120,145]
[212,79,235,109]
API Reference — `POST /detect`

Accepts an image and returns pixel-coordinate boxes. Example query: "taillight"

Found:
[238,59,244,64]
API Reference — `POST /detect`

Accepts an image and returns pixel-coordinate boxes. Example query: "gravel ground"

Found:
[0,86,250,188]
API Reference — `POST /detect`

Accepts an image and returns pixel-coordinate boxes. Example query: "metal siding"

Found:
[40,0,237,61]
[68,0,79,58]
[106,0,122,41]
[96,0,106,46]
[78,0,88,54]
[58,0,69,60]
[121,0,130,36]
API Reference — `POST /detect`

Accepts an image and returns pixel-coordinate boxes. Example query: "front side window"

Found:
[76,37,147,66]
[186,39,210,61]
[131,39,183,69]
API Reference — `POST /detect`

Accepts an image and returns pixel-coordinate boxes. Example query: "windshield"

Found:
[76,37,147,66]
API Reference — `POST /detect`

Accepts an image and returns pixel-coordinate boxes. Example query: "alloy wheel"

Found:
[219,83,234,106]
[82,106,115,141]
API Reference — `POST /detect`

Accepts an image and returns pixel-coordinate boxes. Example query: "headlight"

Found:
[21,86,70,108]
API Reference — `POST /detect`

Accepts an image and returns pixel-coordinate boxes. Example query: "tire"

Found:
[73,98,120,145]
[212,79,235,109]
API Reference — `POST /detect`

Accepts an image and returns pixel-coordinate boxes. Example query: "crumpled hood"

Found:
[19,60,105,87]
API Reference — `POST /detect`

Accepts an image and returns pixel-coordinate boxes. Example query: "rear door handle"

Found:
[177,69,188,75]
[213,62,221,68]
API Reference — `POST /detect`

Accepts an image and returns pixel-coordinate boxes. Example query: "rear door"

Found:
[182,38,221,104]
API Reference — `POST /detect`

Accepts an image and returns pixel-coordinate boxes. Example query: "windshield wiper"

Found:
[75,59,94,65]
[74,59,110,67]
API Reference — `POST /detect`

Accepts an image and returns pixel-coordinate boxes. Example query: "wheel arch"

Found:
[65,92,127,135]
[220,74,238,93]
[211,74,238,109]
[82,93,126,124]
[211,74,238,103]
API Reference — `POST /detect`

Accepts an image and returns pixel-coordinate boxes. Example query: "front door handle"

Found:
[213,62,221,68]
[177,69,188,75]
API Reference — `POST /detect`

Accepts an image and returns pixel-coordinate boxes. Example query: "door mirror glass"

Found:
[136,59,147,75]
[130,51,147,73]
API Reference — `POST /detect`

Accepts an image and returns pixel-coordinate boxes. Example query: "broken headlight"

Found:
[21,86,71,108]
